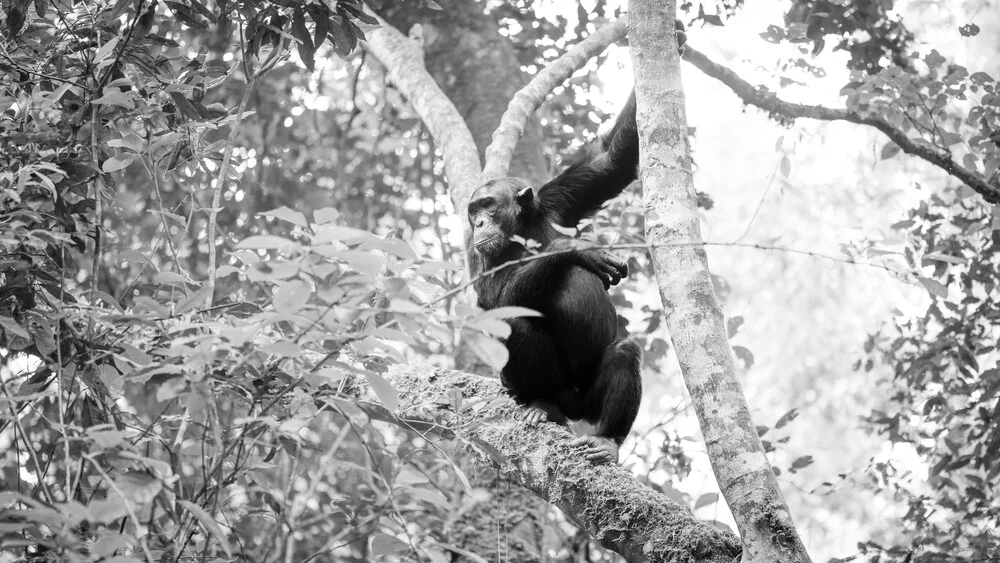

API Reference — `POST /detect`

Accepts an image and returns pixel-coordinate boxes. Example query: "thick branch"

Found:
[481,19,628,181]
[362,16,482,209]
[629,3,812,563]
[341,364,740,563]
[683,48,1000,205]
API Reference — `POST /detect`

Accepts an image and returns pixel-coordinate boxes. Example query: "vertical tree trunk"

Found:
[627,2,813,562]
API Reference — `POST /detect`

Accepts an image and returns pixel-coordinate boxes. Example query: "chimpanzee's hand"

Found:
[544,238,628,289]
[579,249,628,290]
[675,20,687,55]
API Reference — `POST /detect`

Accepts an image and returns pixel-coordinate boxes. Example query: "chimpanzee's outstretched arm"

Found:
[536,92,638,229]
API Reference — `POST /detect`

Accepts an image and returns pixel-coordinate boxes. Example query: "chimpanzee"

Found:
[466,91,643,464]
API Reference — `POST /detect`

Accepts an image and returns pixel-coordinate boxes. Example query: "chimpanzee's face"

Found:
[467,178,534,256]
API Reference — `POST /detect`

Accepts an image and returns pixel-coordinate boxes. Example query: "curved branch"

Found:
[362,14,482,209]
[682,48,1000,205]
[340,363,741,563]
[481,19,628,182]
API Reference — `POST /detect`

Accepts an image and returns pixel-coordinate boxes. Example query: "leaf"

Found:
[726,315,743,338]
[922,252,965,265]
[313,207,340,224]
[102,154,135,173]
[388,298,423,313]
[880,142,901,160]
[917,276,948,298]
[93,37,120,65]
[115,471,162,506]
[313,10,331,48]
[466,333,509,371]
[236,235,297,250]
[329,19,356,57]
[359,237,417,260]
[261,340,302,358]
[775,408,799,429]
[694,492,719,509]
[466,318,510,339]
[155,271,188,284]
[733,345,754,369]
[165,1,208,29]
[970,71,994,85]
[474,306,543,321]
[0,316,31,341]
[87,497,129,523]
[187,0,216,22]
[273,279,311,313]
[407,487,449,509]
[92,534,136,558]
[789,455,814,473]
[93,289,124,312]
[178,500,233,557]
[156,377,187,402]
[364,369,399,412]
[292,9,315,71]
[167,91,203,121]
[312,224,373,244]
[119,343,151,366]
[174,284,213,315]
[370,533,408,557]
[260,206,307,228]
[959,23,980,37]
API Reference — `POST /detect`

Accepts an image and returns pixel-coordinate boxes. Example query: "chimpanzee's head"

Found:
[467,178,535,257]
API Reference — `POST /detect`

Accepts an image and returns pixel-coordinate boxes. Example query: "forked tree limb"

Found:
[362,12,483,208]
[482,19,628,181]
[682,47,1000,204]
[337,364,741,563]
[629,1,813,562]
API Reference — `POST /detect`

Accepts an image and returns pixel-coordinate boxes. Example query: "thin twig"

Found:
[433,239,905,306]
[205,39,284,308]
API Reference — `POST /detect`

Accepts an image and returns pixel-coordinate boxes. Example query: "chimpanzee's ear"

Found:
[516,186,534,206]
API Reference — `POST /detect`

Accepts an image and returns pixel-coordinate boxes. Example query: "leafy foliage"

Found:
[862,189,1000,563]
[4,0,1000,560]
[781,0,913,73]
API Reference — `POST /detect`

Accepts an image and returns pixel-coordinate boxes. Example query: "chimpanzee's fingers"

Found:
[598,263,620,287]
[599,252,628,280]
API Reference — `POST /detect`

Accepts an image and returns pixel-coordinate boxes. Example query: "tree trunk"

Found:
[628,2,813,562]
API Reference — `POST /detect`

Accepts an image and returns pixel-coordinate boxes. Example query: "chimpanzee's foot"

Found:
[569,435,620,464]
[523,405,549,426]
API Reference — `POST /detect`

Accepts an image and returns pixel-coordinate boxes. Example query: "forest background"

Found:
[1,0,999,561]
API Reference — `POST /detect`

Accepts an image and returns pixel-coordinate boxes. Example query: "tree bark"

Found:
[341,364,742,563]
[628,2,813,562]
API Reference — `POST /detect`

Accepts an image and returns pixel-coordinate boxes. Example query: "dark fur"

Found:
[466,93,643,448]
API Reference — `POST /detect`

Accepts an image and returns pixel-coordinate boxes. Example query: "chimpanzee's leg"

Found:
[570,338,643,464]
[502,318,584,425]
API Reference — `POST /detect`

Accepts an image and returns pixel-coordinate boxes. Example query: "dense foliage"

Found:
[2,0,999,561]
